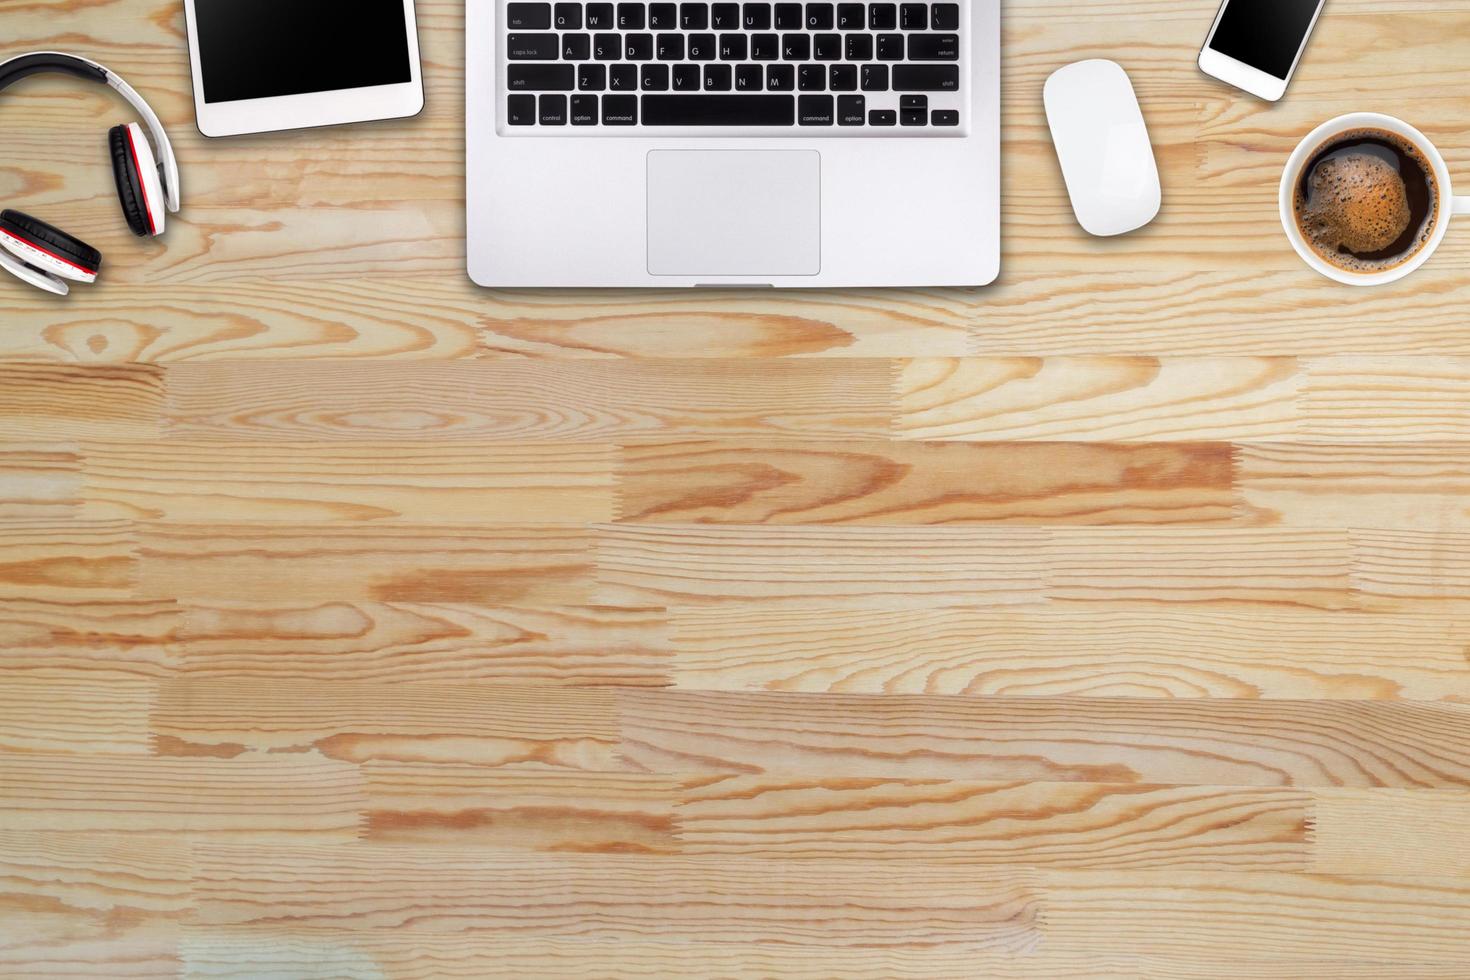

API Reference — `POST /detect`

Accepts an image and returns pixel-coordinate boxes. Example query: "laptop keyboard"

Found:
[500,2,965,131]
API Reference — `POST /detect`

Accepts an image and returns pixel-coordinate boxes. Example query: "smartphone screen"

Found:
[1208,0,1323,80]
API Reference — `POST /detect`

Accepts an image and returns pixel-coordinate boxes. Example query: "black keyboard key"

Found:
[540,93,567,124]
[798,93,833,125]
[797,64,824,90]
[774,2,802,28]
[901,107,925,126]
[908,34,958,60]
[603,93,638,123]
[642,63,670,89]
[860,63,888,90]
[705,64,733,89]
[837,93,865,124]
[643,93,795,124]
[712,2,740,27]
[893,64,958,90]
[571,93,599,123]
[564,34,592,59]
[751,33,780,59]
[781,34,810,59]
[672,63,701,89]
[813,34,841,60]
[743,2,772,28]
[900,93,927,109]
[837,2,864,28]
[805,2,834,28]
[719,34,748,59]
[578,64,606,89]
[846,34,873,60]
[508,64,576,90]
[869,108,896,125]
[506,34,558,60]
[594,34,620,59]
[506,3,551,29]
[554,2,582,28]
[899,2,926,29]
[868,2,896,29]
[657,33,685,59]
[609,64,638,89]
[766,63,795,90]
[626,34,653,59]
[688,33,716,59]
[680,2,708,28]
[617,3,645,28]
[876,34,904,60]
[735,63,763,89]
[931,2,958,28]
[650,2,678,26]
[830,64,857,90]
[507,93,536,124]
[586,3,615,26]
[931,109,958,126]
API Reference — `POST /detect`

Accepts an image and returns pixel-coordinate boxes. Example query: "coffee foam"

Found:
[1294,129,1439,275]
[1301,152,1410,255]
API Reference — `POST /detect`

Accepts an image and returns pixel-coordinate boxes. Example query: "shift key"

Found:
[508,64,576,90]
[893,65,959,91]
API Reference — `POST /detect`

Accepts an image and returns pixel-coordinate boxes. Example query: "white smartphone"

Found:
[183,0,424,138]
[1198,0,1326,102]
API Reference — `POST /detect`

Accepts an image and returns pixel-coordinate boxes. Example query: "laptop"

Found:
[466,1,999,287]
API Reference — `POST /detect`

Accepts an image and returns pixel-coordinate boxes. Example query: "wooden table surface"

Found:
[4,0,1470,976]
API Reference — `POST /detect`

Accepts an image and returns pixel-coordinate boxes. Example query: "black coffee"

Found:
[1294,127,1438,274]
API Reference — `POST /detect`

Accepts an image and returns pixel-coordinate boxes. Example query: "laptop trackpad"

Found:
[647,150,821,277]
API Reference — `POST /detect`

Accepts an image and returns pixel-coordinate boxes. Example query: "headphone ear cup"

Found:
[109,123,164,237]
[0,209,102,286]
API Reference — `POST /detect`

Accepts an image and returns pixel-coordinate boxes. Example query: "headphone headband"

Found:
[0,51,180,213]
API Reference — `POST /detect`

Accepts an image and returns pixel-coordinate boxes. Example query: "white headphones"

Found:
[0,51,181,296]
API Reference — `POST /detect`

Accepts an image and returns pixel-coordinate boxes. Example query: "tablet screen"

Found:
[194,0,412,103]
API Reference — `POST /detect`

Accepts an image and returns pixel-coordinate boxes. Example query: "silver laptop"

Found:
[467,1,999,287]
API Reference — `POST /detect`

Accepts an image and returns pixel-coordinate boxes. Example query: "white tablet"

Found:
[183,0,424,138]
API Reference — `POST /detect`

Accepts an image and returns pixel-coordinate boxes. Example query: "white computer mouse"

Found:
[1044,59,1161,237]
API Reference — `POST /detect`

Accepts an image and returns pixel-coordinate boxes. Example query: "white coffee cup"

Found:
[1280,112,1470,286]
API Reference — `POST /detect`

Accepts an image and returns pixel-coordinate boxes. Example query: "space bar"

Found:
[642,95,796,126]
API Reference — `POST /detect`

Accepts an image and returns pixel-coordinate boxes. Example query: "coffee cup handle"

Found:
[1457,196,1470,216]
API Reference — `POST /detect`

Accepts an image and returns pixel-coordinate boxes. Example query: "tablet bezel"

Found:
[183,0,424,138]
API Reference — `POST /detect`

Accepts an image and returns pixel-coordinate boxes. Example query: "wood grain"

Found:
[5,0,1470,974]
[617,440,1239,525]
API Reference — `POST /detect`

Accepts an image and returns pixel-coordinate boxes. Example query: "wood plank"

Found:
[0,678,154,755]
[190,846,1041,949]
[1350,529,1470,607]
[361,764,680,852]
[1045,528,1356,608]
[80,441,615,523]
[595,524,1049,608]
[0,752,364,840]
[1311,789,1470,876]
[614,690,1470,788]
[0,831,189,977]
[136,522,596,604]
[677,777,1308,870]
[1239,442,1470,530]
[895,358,1304,443]
[1040,871,1470,963]
[617,440,1238,526]
[0,445,81,518]
[0,519,136,601]
[163,360,894,442]
[668,605,1470,700]
[177,602,670,686]
[1304,357,1470,441]
[151,680,622,769]
[0,598,180,680]
[0,365,163,440]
